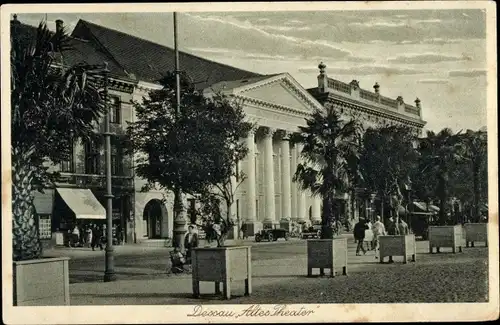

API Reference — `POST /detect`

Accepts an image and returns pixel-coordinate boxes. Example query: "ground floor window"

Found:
[38,214,52,239]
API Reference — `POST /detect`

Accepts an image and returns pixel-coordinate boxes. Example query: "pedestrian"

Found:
[241,223,248,239]
[372,215,387,259]
[184,225,199,264]
[86,225,93,248]
[72,225,80,247]
[354,218,369,256]
[91,225,103,251]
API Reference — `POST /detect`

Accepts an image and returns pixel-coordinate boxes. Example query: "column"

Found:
[290,142,298,221]
[296,143,307,224]
[263,127,276,229]
[311,196,321,224]
[279,131,292,231]
[244,130,260,235]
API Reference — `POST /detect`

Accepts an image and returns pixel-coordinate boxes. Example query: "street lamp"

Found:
[172,12,187,249]
[102,62,116,282]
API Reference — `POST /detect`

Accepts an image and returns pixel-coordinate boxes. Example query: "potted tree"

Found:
[10,18,106,305]
[291,107,362,278]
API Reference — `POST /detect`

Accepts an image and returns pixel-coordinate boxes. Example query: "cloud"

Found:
[388,53,469,64]
[418,79,450,84]
[344,56,377,63]
[449,70,487,77]
[298,65,423,76]
[182,13,352,60]
[186,47,293,61]
[258,25,312,32]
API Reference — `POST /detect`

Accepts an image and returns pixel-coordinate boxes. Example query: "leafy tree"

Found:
[360,125,419,221]
[11,20,106,261]
[455,129,488,222]
[417,128,462,225]
[126,75,251,247]
[290,107,362,239]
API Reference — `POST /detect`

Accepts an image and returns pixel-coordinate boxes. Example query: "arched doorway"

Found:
[143,199,168,239]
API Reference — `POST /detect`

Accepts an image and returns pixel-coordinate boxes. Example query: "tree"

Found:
[417,128,462,225]
[126,75,251,247]
[290,107,363,239]
[456,129,488,222]
[360,125,419,221]
[11,20,106,261]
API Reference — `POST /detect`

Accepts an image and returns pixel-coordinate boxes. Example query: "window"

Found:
[38,215,52,239]
[60,142,74,172]
[111,136,124,176]
[84,139,101,174]
[109,96,121,124]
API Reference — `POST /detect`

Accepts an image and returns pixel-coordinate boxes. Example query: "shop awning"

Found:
[413,201,440,213]
[56,188,106,219]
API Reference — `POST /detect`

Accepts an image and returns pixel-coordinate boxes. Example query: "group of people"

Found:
[170,225,199,273]
[354,215,410,261]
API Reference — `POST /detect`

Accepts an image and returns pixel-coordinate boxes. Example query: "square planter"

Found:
[379,235,416,264]
[429,225,465,253]
[307,238,348,277]
[464,223,488,247]
[191,246,251,300]
[13,257,70,306]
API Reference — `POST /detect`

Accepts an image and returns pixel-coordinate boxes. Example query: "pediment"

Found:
[210,73,323,114]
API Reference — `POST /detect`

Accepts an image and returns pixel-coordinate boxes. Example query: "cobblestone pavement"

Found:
[67,238,489,305]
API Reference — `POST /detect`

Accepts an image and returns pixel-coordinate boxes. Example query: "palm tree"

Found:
[11,18,106,261]
[418,128,462,225]
[290,107,362,239]
[459,129,488,222]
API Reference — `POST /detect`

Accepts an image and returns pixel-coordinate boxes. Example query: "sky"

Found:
[19,9,488,132]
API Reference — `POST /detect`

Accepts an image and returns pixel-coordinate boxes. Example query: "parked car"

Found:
[255,228,289,242]
[301,225,322,239]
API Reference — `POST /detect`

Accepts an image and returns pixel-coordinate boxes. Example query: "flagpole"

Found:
[172,12,186,249]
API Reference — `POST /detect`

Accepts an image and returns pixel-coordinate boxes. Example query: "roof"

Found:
[71,20,264,89]
[11,22,127,78]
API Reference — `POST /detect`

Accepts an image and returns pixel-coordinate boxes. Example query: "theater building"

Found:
[16,16,426,244]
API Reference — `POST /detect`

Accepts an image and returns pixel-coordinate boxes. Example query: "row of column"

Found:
[244,127,321,229]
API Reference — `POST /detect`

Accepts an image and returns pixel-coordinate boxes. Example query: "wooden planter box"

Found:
[429,225,465,253]
[191,246,251,300]
[307,238,348,277]
[464,223,488,247]
[379,235,416,264]
[13,257,70,306]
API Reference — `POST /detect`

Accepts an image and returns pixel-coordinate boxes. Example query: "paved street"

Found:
[44,236,489,305]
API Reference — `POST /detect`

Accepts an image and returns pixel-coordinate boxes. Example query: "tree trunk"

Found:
[321,195,334,239]
[12,158,42,261]
[437,172,448,225]
[472,162,481,223]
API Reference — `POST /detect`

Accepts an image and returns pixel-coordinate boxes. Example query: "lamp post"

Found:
[172,12,187,249]
[102,62,116,282]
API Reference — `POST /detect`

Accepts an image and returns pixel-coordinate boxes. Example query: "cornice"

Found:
[326,93,426,127]
[234,94,311,118]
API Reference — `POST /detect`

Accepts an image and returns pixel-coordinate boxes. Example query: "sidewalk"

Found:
[68,239,481,305]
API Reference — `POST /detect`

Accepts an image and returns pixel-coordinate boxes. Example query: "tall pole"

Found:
[103,62,116,282]
[172,12,186,249]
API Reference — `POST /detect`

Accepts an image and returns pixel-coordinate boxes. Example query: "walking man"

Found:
[372,215,386,259]
[354,218,369,256]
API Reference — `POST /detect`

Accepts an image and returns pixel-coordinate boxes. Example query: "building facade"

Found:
[20,17,426,244]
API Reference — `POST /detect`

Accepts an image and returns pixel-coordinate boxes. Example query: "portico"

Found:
[205,73,325,235]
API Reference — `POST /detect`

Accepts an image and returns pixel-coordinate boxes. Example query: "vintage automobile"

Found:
[301,225,322,239]
[255,228,290,242]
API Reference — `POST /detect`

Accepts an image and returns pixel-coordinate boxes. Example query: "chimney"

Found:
[55,19,64,33]
[317,62,328,93]
[373,82,380,94]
